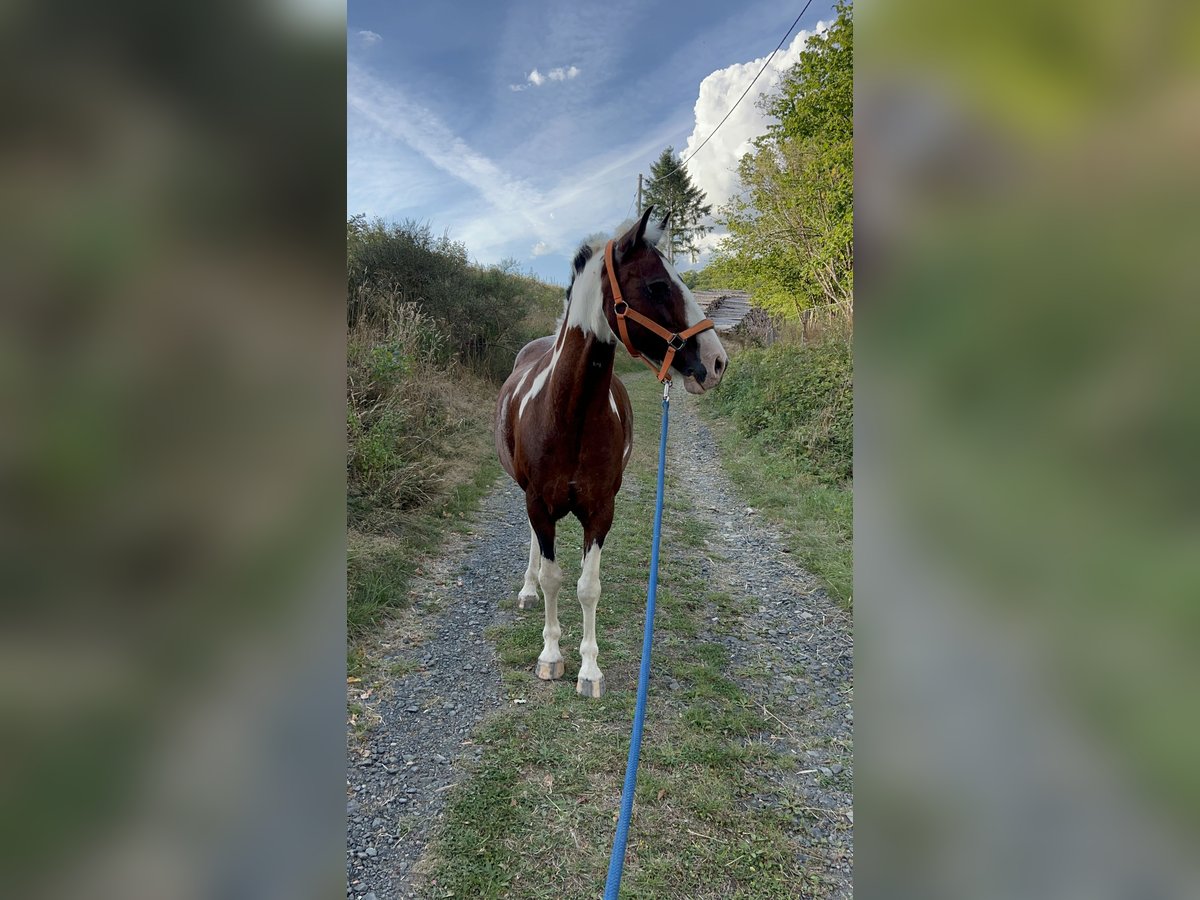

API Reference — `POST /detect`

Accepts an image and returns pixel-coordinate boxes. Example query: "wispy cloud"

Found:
[355,30,382,47]
[349,58,697,266]
[349,64,555,253]
[509,63,581,92]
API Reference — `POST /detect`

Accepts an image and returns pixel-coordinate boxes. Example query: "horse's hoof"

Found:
[517,593,539,610]
[576,675,606,699]
[535,659,565,681]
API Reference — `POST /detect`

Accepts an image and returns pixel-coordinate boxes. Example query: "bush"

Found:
[707,336,852,484]
[346,306,465,524]
[347,215,561,381]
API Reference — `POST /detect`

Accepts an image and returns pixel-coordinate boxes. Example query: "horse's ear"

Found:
[644,209,670,247]
[616,205,655,257]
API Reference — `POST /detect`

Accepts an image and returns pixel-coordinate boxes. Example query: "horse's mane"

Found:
[563,226,624,310]
[554,218,667,340]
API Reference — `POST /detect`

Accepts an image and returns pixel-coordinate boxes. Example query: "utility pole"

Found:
[636,173,643,216]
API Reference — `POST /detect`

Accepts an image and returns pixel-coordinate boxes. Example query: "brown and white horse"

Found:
[494,207,728,698]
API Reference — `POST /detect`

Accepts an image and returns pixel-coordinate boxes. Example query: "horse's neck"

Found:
[547,324,616,427]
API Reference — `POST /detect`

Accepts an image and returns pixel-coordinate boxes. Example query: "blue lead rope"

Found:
[603,379,671,900]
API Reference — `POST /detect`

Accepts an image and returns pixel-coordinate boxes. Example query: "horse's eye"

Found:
[647,282,669,301]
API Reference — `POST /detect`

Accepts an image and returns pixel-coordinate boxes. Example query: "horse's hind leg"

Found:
[528,507,564,681]
[517,524,541,610]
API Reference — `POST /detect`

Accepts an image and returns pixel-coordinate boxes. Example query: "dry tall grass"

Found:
[347,304,490,528]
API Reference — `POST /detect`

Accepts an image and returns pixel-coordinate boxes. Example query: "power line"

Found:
[622,184,639,223]
[658,1,816,182]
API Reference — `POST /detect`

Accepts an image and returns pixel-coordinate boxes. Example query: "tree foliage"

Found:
[642,147,713,263]
[711,1,853,320]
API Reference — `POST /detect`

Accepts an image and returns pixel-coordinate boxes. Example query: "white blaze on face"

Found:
[663,255,728,394]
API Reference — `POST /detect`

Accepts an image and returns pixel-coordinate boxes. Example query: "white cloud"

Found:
[531,240,552,257]
[355,30,382,46]
[681,22,828,213]
[510,64,580,91]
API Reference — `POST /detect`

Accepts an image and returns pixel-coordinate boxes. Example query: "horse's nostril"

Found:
[715,357,724,374]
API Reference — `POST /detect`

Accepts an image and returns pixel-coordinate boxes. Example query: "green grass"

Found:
[695,411,852,607]
[348,450,500,637]
[421,372,815,900]
[699,339,853,607]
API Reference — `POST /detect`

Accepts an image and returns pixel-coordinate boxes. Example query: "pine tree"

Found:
[642,147,713,263]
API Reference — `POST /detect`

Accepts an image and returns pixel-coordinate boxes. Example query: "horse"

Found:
[494,206,728,698]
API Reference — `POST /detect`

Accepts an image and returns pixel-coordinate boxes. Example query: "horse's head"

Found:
[606,206,728,394]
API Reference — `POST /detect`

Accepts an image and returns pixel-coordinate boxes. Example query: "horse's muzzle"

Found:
[681,337,728,394]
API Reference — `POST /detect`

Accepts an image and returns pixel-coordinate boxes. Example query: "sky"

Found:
[347,1,835,285]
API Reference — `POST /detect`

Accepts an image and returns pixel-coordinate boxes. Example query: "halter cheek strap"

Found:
[604,240,715,384]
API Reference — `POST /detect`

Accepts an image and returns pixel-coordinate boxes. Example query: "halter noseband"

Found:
[603,239,715,384]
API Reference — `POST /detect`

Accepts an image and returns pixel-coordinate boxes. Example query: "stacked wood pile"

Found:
[693,289,778,345]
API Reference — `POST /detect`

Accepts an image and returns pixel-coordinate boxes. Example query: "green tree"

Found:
[679,264,725,291]
[712,1,853,320]
[642,147,713,263]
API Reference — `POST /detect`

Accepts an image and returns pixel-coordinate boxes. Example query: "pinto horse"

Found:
[494,207,728,698]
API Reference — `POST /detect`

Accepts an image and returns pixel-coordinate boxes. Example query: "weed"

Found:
[699,336,853,607]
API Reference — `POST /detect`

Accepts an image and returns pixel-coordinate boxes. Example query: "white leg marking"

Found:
[518,525,540,608]
[577,542,604,686]
[538,556,564,668]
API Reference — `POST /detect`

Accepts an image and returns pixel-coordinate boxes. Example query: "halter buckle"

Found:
[667,333,687,351]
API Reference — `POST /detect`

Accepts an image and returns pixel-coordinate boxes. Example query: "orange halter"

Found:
[603,240,715,383]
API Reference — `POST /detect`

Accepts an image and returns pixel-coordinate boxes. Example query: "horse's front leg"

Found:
[527,506,564,681]
[576,509,612,698]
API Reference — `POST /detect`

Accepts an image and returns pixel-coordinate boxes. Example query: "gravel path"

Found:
[346,479,527,900]
[347,391,853,899]
[670,390,854,898]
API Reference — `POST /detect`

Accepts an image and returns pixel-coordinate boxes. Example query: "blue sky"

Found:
[348,1,835,284]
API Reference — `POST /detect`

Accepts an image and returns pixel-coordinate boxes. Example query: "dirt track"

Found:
[346,390,853,899]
